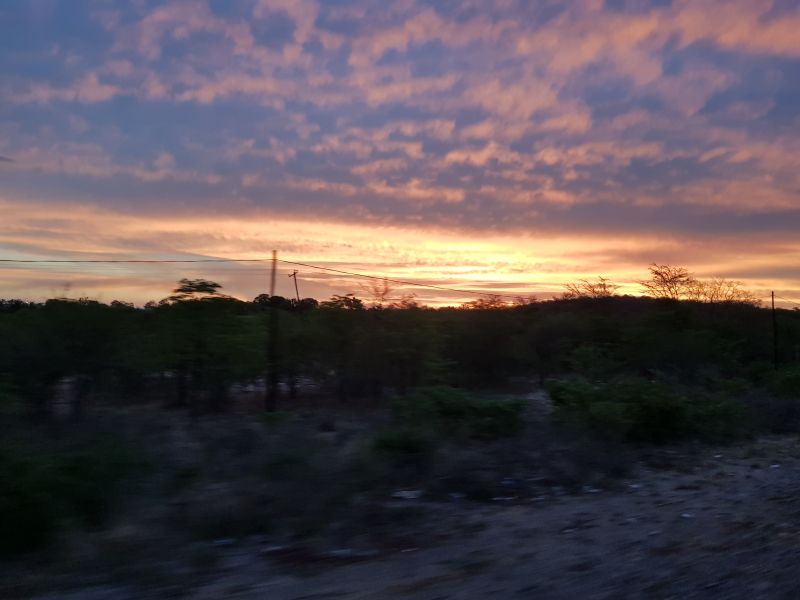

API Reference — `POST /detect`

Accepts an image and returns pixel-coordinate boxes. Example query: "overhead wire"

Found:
[0,256,538,300]
[6,257,794,304]
[275,259,530,299]
[775,295,800,308]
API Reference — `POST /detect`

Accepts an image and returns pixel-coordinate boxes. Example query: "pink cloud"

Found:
[13,73,120,104]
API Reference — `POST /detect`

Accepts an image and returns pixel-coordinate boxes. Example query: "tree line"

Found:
[0,265,797,419]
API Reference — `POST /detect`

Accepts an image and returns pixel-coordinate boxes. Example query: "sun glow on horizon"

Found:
[1,199,797,307]
[1,1,799,306]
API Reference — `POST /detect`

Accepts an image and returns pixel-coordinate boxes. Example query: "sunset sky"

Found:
[2,0,799,306]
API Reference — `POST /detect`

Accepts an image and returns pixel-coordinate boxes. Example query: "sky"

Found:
[1,0,799,306]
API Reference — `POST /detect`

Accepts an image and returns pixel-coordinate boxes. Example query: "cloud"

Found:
[2,0,800,302]
[11,73,119,104]
[117,0,257,61]
[672,0,800,58]
[4,141,220,185]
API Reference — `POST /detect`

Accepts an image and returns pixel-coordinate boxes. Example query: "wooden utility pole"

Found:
[266,250,279,410]
[287,270,300,400]
[288,270,300,302]
[772,291,779,369]
[270,250,277,297]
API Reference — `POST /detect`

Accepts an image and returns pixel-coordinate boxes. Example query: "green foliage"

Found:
[568,344,622,382]
[164,278,226,303]
[369,387,526,476]
[548,377,746,444]
[0,288,796,433]
[320,293,364,310]
[371,427,437,468]
[0,378,23,416]
[768,366,800,398]
[259,411,291,426]
[0,436,144,556]
[393,386,527,440]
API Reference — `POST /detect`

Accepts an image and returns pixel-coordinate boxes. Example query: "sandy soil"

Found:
[28,435,800,600]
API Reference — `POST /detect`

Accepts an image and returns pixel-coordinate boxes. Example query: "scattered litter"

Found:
[392,490,423,500]
[647,530,662,536]
[628,484,642,490]
[770,464,781,469]
[400,547,419,553]
[531,496,547,502]
[212,538,236,547]
[713,454,722,459]
[582,485,601,494]
[681,513,694,519]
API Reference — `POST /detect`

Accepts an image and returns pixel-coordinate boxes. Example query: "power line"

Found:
[0,258,266,263]
[276,259,530,300]
[0,256,537,300]
[775,295,800,308]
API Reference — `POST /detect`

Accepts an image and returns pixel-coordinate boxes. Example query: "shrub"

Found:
[58,437,145,527]
[0,378,22,416]
[547,377,745,444]
[768,366,800,398]
[372,427,436,469]
[0,436,143,557]
[259,411,291,426]
[0,447,61,555]
[748,393,800,434]
[568,344,622,382]
[393,386,527,440]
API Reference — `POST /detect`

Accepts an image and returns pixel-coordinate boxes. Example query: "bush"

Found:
[0,448,61,555]
[372,427,436,469]
[768,366,800,398]
[748,393,800,434]
[0,436,143,557]
[0,378,23,416]
[547,377,745,444]
[393,386,527,440]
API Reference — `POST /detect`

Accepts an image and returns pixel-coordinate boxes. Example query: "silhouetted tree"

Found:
[641,265,759,305]
[165,278,228,303]
[321,294,364,310]
[563,276,619,299]
[460,296,508,310]
[640,264,695,300]
[687,278,760,306]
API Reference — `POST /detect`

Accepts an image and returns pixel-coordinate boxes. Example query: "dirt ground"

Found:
[23,435,800,600]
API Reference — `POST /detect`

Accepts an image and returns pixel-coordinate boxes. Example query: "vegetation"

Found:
[392,387,527,440]
[0,268,797,416]
[0,266,798,562]
[548,377,746,443]
[640,264,761,305]
[0,434,143,555]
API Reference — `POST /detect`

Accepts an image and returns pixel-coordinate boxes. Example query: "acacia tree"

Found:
[640,264,696,300]
[320,294,364,310]
[362,277,394,307]
[563,276,619,299]
[164,278,229,303]
[156,279,256,411]
[460,295,508,310]
[641,265,759,305]
[690,278,760,306]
